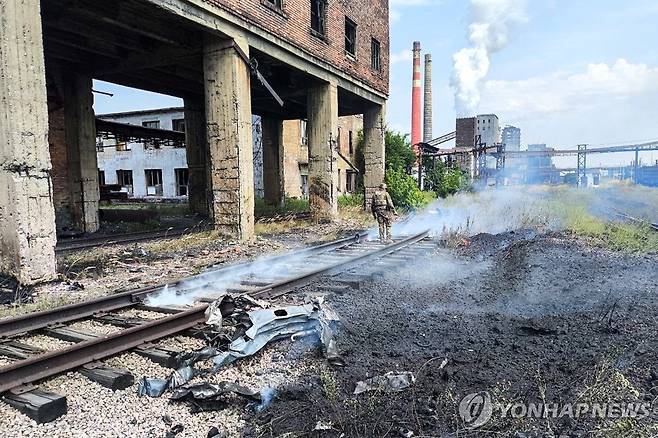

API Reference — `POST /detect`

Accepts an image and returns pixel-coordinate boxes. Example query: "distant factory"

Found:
[409,41,658,189]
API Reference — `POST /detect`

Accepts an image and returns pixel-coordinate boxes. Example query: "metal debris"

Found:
[170,382,272,413]
[212,302,339,369]
[353,371,416,395]
[314,420,333,431]
[139,298,342,398]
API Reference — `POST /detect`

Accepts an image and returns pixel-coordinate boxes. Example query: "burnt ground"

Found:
[256,231,658,437]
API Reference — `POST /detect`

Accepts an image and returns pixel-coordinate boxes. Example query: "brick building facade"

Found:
[203,0,389,95]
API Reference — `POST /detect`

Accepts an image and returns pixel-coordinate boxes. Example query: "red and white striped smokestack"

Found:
[411,41,422,149]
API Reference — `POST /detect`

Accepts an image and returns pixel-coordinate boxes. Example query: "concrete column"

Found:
[0,0,57,284]
[64,74,100,233]
[307,82,338,217]
[203,35,254,239]
[184,97,209,216]
[261,117,284,206]
[363,103,386,208]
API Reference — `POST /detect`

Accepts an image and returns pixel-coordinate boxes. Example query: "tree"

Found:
[384,131,416,172]
[423,159,470,198]
[355,129,429,210]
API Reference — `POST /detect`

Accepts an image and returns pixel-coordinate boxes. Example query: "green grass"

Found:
[558,203,658,253]
[101,202,189,217]
[338,193,365,209]
[254,197,309,218]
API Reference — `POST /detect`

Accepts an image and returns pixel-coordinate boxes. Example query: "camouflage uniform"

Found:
[371,186,397,242]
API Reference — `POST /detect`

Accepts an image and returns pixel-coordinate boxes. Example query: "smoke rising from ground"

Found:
[451,0,527,116]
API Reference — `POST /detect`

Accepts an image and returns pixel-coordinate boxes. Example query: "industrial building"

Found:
[96,108,189,200]
[502,126,521,152]
[95,109,361,202]
[0,0,389,285]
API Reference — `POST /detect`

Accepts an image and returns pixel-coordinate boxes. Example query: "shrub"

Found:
[254,197,309,217]
[385,168,426,210]
[338,193,365,209]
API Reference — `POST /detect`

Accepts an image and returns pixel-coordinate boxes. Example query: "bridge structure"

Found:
[421,138,658,187]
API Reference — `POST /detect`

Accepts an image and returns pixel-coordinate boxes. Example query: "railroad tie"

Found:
[3,386,67,424]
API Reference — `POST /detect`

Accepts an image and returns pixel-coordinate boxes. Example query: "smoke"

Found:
[451,0,528,116]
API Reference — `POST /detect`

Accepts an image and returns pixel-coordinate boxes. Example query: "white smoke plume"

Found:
[451,0,528,116]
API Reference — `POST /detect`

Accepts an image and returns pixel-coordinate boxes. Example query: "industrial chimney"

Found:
[423,53,433,143]
[411,41,422,148]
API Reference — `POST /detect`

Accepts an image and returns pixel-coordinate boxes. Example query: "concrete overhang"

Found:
[145,0,388,107]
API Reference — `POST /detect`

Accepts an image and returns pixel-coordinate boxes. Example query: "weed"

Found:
[320,369,340,402]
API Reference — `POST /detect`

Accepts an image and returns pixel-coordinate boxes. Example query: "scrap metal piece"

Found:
[211,302,343,370]
[353,372,416,395]
[171,381,261,401]
[137,377,169,397]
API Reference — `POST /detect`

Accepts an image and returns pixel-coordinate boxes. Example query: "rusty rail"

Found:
[0,233,363,339]
[0,230,429,394]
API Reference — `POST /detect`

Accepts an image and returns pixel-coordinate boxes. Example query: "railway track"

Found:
[55,226,201,253]
[615,211,658,231]
[0,230,434,423]
[55,212,313,253]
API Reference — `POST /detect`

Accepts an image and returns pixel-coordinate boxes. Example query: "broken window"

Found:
[349,130,354,154]
[98,170,105,186]
[345,17,357,57]
[172,118,185,133]
[142,120,161,149]
[116,140,130,151]
[145,169,163,196]
[310,0,327,37]
[266,0,283,8]
[175,168,189,197]
[116,170,133,196]
[347,171,357,193]
[338,169,342,193]
[371,38,381,71]
[300,174,308,199]
[96,140,104,152]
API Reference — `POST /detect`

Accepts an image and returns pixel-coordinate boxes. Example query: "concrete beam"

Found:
[63,74,100,233]
[0,0,57,284]
[307,82,339,218]
[184,97,209,216]
[203,35,254,239]
[261,118,284,207]
[144,0,387,106]
[363,103,386,208]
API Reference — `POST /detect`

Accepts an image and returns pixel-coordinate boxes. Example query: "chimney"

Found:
[411,41,422,148]
[423,53,433,143]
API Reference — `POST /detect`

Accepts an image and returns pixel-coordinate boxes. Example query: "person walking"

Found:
[370,183,397,243]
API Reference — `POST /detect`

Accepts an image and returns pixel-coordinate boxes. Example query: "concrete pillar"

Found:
[363,103,386,208]
[261,117,284,206]
[203,35,254,239]
[0,0,57,284]
[307,82,339,218]
[184,97,209,216]
[64,74,100,233]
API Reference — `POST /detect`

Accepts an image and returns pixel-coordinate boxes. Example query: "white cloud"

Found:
[389,0,441,24]
[390,49,413,66]
[480,59,658,120]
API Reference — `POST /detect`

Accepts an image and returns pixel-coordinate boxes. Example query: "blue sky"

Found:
[94,0,658,167]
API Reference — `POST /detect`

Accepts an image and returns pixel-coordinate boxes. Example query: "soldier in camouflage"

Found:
[370,183,397,243]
